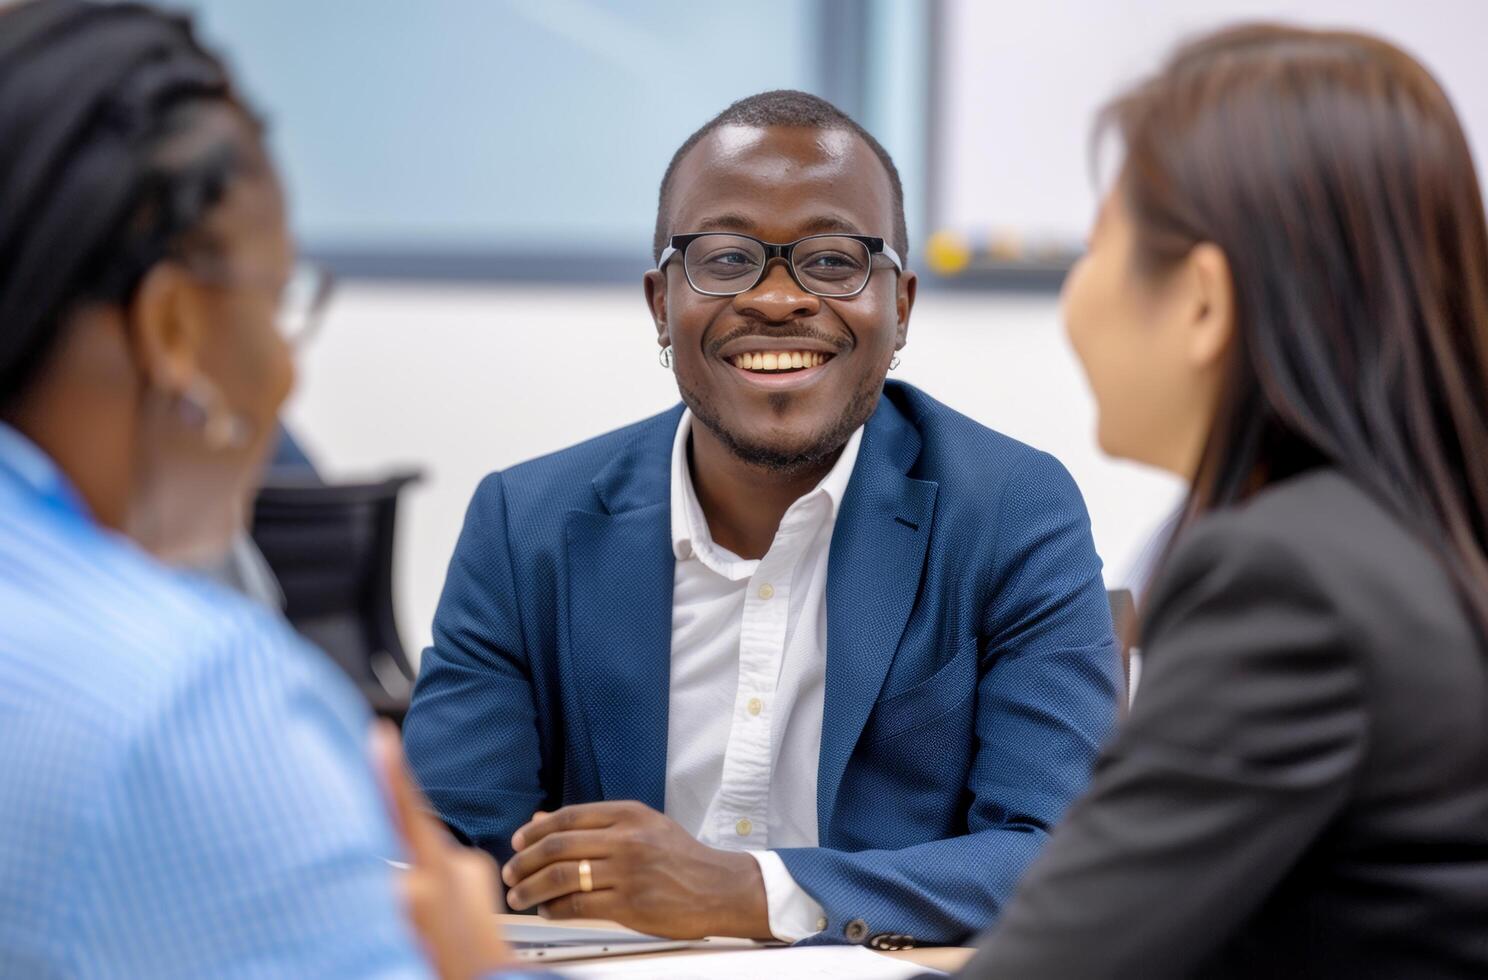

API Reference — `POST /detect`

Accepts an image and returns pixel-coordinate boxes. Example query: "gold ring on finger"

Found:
[578,858,594,893]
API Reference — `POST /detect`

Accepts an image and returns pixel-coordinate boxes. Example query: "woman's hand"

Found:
[374,721,515,980]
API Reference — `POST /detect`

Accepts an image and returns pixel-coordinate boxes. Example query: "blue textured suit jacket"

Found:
[404,381,1120,946]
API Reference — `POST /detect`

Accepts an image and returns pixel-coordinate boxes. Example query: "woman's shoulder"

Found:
[1166,470,1441,591]
[106,564,362,740]
[1,509,357,742]
[1149,468,1480,673]
[0,520,372,860]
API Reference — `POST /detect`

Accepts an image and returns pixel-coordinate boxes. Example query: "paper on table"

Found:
[558,944,946,979]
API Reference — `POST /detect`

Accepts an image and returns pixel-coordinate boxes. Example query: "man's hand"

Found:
[373,722,515,980]
[501,801,774,940]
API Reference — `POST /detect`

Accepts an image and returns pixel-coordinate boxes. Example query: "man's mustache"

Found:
[706,323,850,357]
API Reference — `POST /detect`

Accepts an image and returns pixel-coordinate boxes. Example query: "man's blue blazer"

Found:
[403,381,1120,946]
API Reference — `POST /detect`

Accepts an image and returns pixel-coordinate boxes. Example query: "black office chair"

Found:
[250,471,423,724]
[1108,587,1137,705]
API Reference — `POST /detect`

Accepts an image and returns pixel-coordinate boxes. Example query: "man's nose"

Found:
[732,260,820,322]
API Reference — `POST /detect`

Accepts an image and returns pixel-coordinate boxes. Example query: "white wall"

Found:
[284,284,1184,659]
[939,0,1488,248]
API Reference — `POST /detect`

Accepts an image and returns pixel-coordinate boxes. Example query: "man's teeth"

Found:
[730,351,831,372]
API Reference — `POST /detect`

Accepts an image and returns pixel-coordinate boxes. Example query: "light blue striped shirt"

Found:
[0,423,437,977]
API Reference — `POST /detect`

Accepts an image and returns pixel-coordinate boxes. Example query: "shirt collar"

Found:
[669,408,864,576]
[0,421,83,514]
[0,422,93,526]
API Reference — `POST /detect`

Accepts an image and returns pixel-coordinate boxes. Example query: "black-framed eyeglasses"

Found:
[658,232,904,298]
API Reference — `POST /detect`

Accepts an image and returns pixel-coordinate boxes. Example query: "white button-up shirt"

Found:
[664,409,863,942]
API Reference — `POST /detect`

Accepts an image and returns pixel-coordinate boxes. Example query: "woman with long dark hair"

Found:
[957,24,1488,979]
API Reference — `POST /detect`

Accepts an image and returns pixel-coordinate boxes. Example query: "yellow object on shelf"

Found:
[925,229,972,276]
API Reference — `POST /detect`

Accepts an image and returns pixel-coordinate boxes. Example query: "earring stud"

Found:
[176,378,251,451]
[889,354,901,370]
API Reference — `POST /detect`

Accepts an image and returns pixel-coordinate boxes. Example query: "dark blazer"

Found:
[403,381,1121,946]
[957,469,1488,978]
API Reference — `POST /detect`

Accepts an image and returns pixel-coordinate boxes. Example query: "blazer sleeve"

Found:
[956,513,1367,980]
[403,473,546,859]
[778,451,1123,945]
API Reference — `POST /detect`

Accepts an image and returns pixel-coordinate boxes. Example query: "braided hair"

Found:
[0,0,262,407]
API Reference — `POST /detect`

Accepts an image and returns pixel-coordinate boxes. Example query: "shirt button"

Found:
[844,918,869,942]
[757,583,775,600]
[735,817,753,837]
[815,917,828,932]
[747,697,763,716]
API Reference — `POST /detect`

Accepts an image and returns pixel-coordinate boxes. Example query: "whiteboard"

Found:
[935,0,1488,253]
[182,0,818,254]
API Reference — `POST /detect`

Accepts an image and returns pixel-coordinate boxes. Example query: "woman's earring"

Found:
[889,354,901,370]
[175,378,252,451]
[659,345,674,370]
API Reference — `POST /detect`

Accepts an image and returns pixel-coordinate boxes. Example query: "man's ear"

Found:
[643,268,670,349]
[1184,243,1234,371]
[894,270,917,350]
[124,262,206,393]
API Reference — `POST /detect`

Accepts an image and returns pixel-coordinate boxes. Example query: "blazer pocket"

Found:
[867,642,977,745]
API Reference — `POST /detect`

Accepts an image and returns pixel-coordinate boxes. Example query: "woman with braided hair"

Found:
[0,2,524,976]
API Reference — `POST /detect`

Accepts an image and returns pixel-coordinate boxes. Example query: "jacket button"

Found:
[844,918,869,942]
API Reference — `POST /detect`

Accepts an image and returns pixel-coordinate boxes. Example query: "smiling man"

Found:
[402,90,1120,948]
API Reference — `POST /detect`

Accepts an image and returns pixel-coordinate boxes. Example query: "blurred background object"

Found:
[930,0,1488,287]
[171,0,1486,663]
[177,0,928,283]
[252,470,423,722]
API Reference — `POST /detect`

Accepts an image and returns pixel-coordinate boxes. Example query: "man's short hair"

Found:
[652,89,908,265]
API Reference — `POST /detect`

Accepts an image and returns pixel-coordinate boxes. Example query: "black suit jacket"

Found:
[956,469,1488,978]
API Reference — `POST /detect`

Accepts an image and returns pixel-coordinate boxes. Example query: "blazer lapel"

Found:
[566,407,682,810]
[818,394,939,833]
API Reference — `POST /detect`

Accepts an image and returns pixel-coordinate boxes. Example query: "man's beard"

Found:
[676,376,883,477]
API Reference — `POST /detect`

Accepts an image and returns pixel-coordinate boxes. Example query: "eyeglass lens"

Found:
[277,265,330,343]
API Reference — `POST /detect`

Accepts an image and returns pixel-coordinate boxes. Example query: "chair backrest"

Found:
[250,471,422,722]
[1107,587,1137,705]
